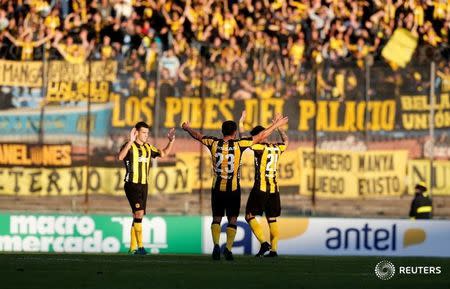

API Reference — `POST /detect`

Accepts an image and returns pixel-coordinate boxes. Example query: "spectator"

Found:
[159,48,180,79]
[0,0,447,100]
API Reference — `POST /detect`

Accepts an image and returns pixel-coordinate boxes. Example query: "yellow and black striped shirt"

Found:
[122,142,161,184]
[252,143,286,193]
[201,136,253,192]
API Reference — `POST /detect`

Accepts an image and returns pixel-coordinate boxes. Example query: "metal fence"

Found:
[0,51,449,213]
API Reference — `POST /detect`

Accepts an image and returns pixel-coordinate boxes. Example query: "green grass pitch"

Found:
[0,254,448,289]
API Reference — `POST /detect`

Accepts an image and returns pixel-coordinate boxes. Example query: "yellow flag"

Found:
[382,29,418,68]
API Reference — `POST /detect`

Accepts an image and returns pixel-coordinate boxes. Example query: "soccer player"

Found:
[118,121,175,255]
[240,112,288,257]
[181,116,288,260]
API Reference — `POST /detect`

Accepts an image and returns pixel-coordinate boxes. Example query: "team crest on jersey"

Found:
[135,203,140,208]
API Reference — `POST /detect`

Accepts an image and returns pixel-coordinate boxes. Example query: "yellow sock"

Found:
[211,223,221,245]
[226,226,237,250]
[269,221,279,252]
[134,221,143,248]
[248,218,266,243]
[130,223,137,251]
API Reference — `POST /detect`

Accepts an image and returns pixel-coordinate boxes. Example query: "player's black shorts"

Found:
[124,182,148,213]
[245,187,281,218]
[211,188,241,217]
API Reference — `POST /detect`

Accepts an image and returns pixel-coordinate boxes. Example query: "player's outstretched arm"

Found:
[277,127,289,148]
[252,115,288,144]
[181,121,204,142]
[159,128,176,158]
[238,110,249,138]
[275,113,289,147]
[118,128,137,160]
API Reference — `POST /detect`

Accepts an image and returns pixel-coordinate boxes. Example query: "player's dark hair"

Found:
[250,125,265,136]
[222,121,237,136]
[135,121,150,131]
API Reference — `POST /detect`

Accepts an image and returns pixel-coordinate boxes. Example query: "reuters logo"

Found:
[375,260,396,280]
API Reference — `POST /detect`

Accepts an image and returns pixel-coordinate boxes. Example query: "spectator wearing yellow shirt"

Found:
[208,74,229,99]
[44,8,61,32]
[28,0,51,15]
[145,42,159,73]
[348,37,377,68]
[328,32,347,58]
[432,0,449,20]
[422,21,442,47]
[162,8,186,36]
[289,36,305,66]
[255,82,275,99]
[437,66,450,93]
[173,32,189,58]
[383,0,400,24]
[220,13,238,40]
[100,36,114,60]
[130,71,147,97]
[52,30,93,64]
[412,1,425,26]
[211,5,224,29]
[72,0,88,23]
[4,30,54,61]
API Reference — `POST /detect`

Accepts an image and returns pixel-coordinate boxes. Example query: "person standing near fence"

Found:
[118,122,175,255]
[409,182,433,220]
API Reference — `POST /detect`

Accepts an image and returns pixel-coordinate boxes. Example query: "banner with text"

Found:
[160,96,450,133]
[298,149,408,198]
[408,160,450,196]
[0,213,201,254]
[0,104,112,143]
[203,217,450,257]
[0,143,72,167]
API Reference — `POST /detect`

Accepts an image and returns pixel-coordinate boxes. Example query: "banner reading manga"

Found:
[0,60,117,89]
[0,60,43,87]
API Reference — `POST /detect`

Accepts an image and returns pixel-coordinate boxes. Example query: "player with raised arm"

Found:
[182,116,288,260]
[118,122,175,255]
[240,112,289,257]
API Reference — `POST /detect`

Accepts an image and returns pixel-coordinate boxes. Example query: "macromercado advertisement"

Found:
[0,213,201,254]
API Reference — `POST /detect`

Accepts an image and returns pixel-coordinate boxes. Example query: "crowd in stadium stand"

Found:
[0,0,449,100]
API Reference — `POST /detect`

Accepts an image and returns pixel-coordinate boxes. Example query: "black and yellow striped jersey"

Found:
[121,142,161,184]
[252,143,286,193]
[201,136,254,192]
